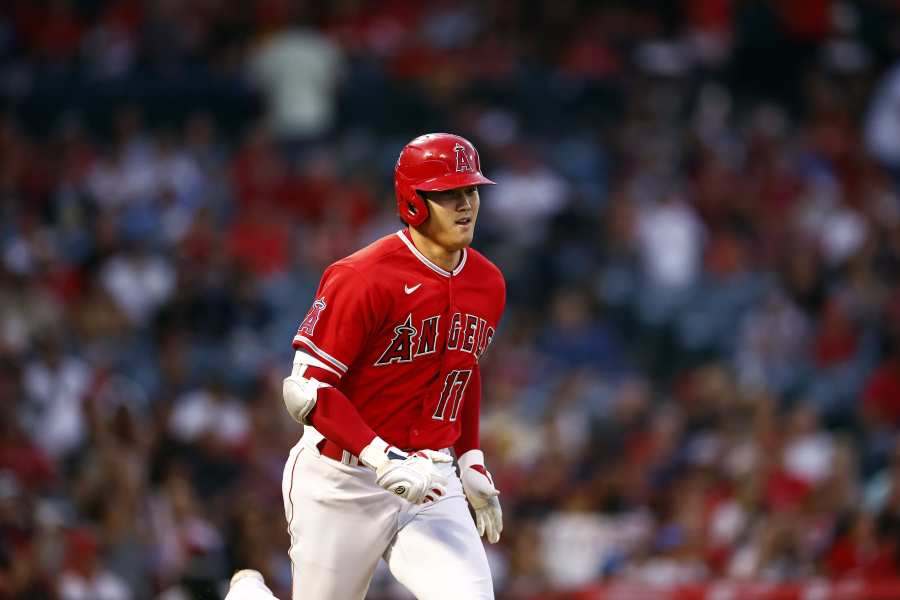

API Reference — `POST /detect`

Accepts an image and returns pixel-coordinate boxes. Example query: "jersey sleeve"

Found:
[454,266,504,456]
[292,265,378,377]
[497,270,507,324]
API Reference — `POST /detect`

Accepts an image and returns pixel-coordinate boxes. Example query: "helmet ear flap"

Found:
[396,179,429,226]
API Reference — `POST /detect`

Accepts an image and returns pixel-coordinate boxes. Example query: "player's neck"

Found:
[408,227,462,273]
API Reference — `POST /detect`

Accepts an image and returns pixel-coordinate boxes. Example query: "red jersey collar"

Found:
[396,229,467,278]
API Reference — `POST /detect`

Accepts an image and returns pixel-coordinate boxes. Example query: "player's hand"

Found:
[377,451,450,504]
[459,450,502,544]
[360,438,451,504]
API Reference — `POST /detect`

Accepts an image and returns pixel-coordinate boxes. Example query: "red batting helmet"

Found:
[394,133,495,226]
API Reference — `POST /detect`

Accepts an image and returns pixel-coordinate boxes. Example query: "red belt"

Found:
[317,439,363,466]
[316,439,452,467]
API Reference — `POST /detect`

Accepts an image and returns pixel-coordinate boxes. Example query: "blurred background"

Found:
[2,1,900,599]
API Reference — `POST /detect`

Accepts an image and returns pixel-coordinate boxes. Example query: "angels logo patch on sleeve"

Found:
[297,297,327,337]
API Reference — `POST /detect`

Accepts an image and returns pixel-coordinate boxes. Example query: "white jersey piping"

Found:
[293,335,349,373]
[395,230,468,277]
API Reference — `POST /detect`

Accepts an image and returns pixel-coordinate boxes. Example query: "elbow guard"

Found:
[283,351,337,425]
[282,374,329,425]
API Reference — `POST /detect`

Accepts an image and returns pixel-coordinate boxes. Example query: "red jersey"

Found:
[292,229,505,451]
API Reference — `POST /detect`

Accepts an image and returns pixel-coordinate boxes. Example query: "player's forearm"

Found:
[453,370,482,457]
[308,386,378,456]
[453,411,479,457]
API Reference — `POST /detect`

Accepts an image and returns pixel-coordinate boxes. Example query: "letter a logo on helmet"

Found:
[394,133,495,227]
[454,143,473,173]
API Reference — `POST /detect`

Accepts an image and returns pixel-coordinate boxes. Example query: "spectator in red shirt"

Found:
[825,512,898,580]
[862,351,900,427]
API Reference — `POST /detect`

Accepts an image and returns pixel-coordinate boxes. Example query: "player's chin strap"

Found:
[458,449,503,544]
[282,351,336,425]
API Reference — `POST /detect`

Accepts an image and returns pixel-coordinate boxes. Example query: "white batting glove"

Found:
[360,437,452,504]
[458,450,502,543]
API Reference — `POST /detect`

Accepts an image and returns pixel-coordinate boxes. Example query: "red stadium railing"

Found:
[531,580,900,600]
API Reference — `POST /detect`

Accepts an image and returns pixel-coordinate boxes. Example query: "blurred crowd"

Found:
[3,0,900,599]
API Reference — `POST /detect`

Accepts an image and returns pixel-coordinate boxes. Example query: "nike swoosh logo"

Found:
[404,283,422,294]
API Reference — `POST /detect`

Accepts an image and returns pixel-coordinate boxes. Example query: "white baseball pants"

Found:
[279,434,494,599]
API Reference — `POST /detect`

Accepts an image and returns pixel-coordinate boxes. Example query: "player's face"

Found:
[422,186,480,251]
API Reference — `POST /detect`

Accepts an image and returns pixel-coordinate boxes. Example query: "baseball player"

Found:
[226,133,506,600]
